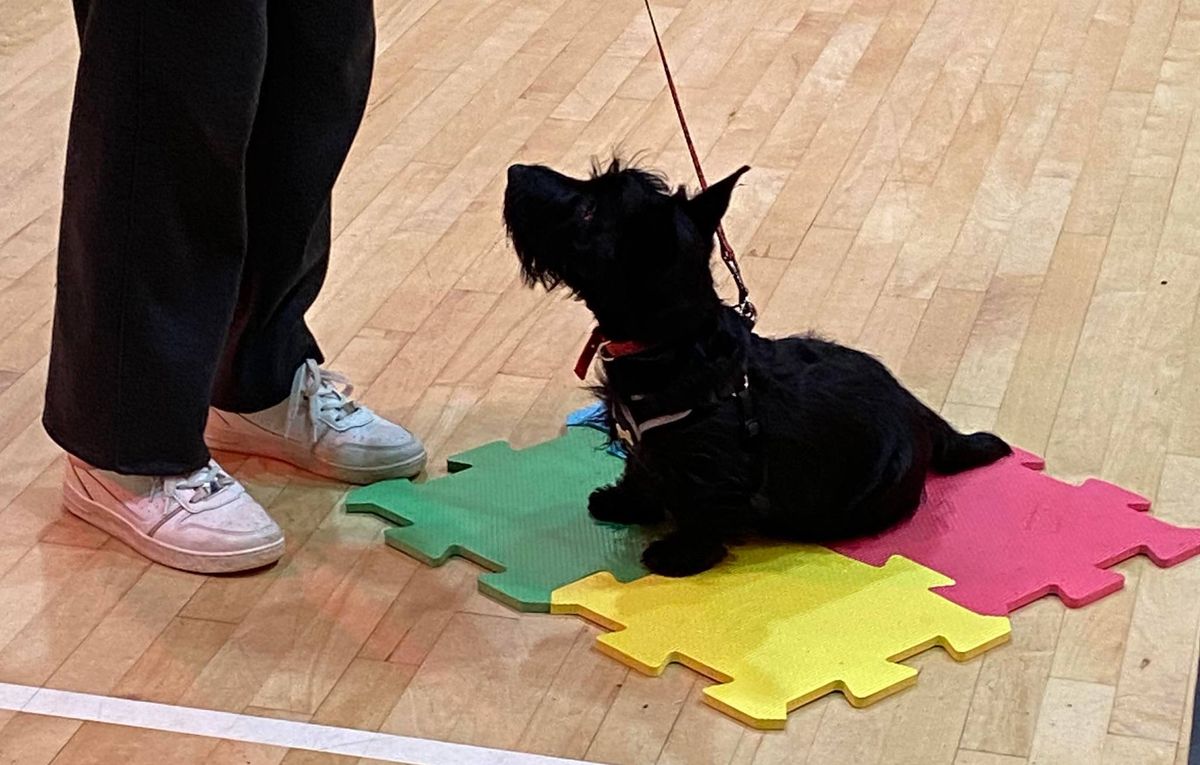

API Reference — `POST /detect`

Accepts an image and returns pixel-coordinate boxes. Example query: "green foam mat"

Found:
[347,427,649,612]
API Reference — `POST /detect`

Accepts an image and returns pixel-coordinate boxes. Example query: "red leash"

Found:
[643,0,753,322]
[574,0,756,380]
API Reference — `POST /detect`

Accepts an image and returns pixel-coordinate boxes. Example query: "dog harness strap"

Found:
[732,374,760,440]
[611,367,756,451]
[613,397,694,449]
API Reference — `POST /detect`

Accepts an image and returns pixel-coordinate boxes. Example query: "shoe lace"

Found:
[176,461,236,503]
[285,359,360,444]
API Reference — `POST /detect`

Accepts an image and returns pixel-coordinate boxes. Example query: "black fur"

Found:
[503,159,1012,577]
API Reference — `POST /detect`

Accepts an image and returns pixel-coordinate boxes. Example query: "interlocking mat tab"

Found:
[833,448,1200,615]
[346,427,647,612]
[551,545,1011,729]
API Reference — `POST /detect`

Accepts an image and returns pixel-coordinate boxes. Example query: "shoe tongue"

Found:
[186,463,221,482]
[181,464,233,500]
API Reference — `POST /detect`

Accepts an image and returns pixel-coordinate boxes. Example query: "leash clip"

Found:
[736,299,757,327]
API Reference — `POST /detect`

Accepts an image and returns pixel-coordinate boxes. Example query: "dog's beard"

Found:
[509,235,567,291]
[505,209,583,292]
[504,194,569,291]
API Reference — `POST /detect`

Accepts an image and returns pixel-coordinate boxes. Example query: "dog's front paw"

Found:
[588,484,663,525]
[642,534,728,577]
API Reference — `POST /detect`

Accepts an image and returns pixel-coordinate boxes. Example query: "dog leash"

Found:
[574,1,757,381]
[643,0,756,326]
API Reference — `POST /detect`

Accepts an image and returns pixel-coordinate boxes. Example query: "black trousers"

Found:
[44,0,375,475]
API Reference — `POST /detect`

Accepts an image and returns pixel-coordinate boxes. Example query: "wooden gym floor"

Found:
[3,0,1200,762]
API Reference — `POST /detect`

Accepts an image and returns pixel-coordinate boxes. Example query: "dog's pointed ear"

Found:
[685,165,750,236]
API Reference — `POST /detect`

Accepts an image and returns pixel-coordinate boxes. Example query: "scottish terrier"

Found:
[502,159,1011,577]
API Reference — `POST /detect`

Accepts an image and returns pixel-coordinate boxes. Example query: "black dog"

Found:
[503,159,1011,577]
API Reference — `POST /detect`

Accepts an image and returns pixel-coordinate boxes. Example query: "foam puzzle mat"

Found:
[551,545,1012,728]
[833,448,1200,615]
[353,422,1200,728]
[346,427,648,612]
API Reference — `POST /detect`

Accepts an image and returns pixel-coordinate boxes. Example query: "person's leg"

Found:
[45,0,285,574]
[205,0,426,483]
[45,0,269,475]
[209,0,376,413]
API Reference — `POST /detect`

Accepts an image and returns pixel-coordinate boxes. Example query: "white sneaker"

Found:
[62,456,285,574]
[205,360,427,485]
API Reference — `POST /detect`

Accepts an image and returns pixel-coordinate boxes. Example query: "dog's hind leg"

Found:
[641,487,745,576]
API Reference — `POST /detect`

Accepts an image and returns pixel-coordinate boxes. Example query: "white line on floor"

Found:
[0,682,593,765]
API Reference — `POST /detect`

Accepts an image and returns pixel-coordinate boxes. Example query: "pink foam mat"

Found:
[832,449,1200,616]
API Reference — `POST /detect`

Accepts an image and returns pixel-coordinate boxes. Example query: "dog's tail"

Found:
[924,405,1012,474]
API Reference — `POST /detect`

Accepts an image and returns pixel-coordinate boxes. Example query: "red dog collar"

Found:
[574,328,649,379]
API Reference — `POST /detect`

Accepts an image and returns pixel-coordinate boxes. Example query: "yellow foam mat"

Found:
[551,545,1011,728]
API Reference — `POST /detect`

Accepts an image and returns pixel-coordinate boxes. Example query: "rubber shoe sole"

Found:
[62,477,284,575]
